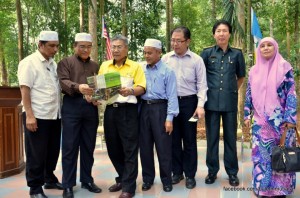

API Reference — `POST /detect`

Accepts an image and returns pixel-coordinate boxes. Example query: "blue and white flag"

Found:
[251,8,263,48]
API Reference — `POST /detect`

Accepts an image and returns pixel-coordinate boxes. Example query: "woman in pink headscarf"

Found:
[244,37,297,198]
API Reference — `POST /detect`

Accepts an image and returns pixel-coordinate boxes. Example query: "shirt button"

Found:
[221,67,223,69]
[221,60,223,63]
[220,88,223,90]
[220,81,223,83]
[221,74,223,76]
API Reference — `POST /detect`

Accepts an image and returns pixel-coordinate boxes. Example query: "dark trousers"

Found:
[172,96,198,177]
[205,110,239,175]
[104,104,138,193]
[61,95,99,188]
[139,103,172,185]
[23,113,61,195]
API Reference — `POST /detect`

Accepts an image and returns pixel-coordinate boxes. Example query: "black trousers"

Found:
[139,102,172,185]
[172,96,198,178]
[104,104,138,194]
[205,110,239,175]
[23,113,61,195]
[61,95,99,188]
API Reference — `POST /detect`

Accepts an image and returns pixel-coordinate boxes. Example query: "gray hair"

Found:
[111,34,128,46]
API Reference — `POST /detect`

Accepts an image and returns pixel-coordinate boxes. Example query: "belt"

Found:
[141,99,167,105]
[178,94,197,99]
[107,103,136,108]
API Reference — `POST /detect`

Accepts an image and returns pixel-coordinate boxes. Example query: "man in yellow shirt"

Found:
[99,35,146,198]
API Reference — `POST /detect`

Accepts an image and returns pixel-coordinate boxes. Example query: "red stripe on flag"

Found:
[102,16,113,60]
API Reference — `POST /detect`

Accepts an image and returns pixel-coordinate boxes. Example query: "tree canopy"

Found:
[0,0,299,86]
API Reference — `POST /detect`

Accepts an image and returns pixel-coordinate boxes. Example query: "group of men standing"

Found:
[18,19,245,198]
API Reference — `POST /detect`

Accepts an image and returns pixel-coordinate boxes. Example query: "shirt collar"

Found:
[75,54,91,62]
[146,59,162,70]
[36,50,54,64]
[215,45,232,53]
[113,57,127,67]
[170,48,191,58]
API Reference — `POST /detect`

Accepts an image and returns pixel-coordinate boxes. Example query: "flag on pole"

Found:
[251,8,263,48]
[102,16,113,60]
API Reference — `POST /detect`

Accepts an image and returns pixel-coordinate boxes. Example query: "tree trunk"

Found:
[294,0,299,69]
[0,30,8,86]
[285,0,291,59]
[246,0,253,64]
[25,6,30,57]
[269,0,275,37]
[16,0,24,61]
[236,0,246,131]
[88,0,98,63]
[121,0,127,36]
[166,0,170,52]
[64,0,68,56]
[211,0,216,21]
[80,0,84,32]
[169,0,173,30]
[99,0,105,62]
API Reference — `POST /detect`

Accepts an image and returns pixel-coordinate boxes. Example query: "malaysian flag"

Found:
[102,16,113,60]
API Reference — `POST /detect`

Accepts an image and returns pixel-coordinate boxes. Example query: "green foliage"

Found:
[105,0,164,61]
[173,0,219,54]
[1,0,299,85]
[0,0,19,86]
[222,0,244,39]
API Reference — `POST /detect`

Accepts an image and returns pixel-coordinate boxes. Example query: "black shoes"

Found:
[185,177,196,189]
[81,182,102,193]
[163,184,173,192]
[228,175,239,186]
[30,193,48,198]
[63,188,73,198]
[44,182,63,190]
[171,174,184,184]
[142,182,153,191]
[205,173,217,184]
[109,183,122,192]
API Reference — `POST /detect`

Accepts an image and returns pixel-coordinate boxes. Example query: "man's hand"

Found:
[26,114,38,132]
[193,107,205,119]
[119,87,133,97]
[84,95,100,106]
[79,84,94,95]
[165,121,173,135]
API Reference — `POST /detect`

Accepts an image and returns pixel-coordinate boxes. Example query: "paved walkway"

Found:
[0,139,299,198]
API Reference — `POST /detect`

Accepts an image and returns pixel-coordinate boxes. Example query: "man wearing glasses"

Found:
[57,33,102,198]
[99,35,146,198]
[162,26,208,189]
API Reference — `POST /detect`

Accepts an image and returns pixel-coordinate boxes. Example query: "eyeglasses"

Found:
[111,45,125,50]
[170,39,187,44]
[79,45,92,50]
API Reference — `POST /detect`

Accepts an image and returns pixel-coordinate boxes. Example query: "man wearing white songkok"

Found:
[139,38,179,192]
[18,30,62,198]
[57,33,101,198]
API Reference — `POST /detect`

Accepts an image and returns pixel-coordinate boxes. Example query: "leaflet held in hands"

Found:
[87,72,121,104]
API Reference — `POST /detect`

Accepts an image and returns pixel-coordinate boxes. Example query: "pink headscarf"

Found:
[249,37,292,117]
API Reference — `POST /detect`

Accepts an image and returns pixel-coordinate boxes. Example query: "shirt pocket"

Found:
[208,57,219,71]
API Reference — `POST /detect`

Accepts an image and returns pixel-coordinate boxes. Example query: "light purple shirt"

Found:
[161,49,208,107]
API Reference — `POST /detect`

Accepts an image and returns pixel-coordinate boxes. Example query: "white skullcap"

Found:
[39,31,59,41]
[75,33,92,42]
[144,39,162,49]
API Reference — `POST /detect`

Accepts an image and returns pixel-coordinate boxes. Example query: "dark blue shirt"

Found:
[201,45,246,111]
